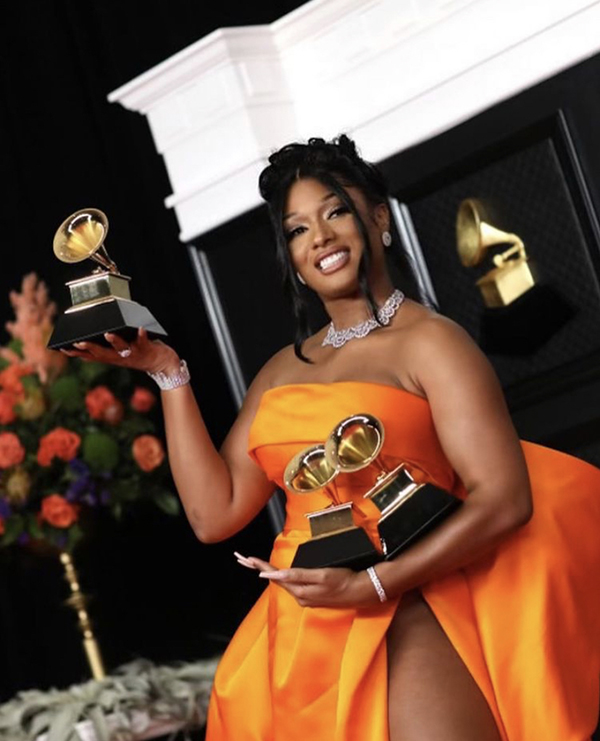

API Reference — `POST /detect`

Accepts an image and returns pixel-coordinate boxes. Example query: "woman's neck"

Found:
[323,277,396,330]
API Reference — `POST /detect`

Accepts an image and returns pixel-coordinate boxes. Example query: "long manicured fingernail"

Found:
[104,333,115,341]
[233,551,247,560]
[73,342,87,349]
[237,559,256,570]
[259,571,286,580]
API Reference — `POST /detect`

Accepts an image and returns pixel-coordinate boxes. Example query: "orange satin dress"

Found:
[206,382,600,741]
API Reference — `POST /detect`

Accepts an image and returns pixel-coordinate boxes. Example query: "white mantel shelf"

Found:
[109,0,600,241]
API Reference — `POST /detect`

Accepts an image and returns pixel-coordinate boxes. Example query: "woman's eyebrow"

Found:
[283,193,336,221]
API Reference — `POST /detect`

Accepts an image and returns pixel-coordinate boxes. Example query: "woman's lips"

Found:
[316,249,350,274]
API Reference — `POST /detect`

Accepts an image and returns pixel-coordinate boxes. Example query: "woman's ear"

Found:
[373,202,390,232]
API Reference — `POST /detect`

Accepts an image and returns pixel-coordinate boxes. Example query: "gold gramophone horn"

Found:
[53,208,119,274]
[284,444,339,495]
[456,199,524,267]
[325,414,384,473]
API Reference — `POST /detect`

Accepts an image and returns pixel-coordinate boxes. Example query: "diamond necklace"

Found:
[322,289,405,349]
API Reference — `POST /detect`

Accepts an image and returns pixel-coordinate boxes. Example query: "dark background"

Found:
[0,0,308,703]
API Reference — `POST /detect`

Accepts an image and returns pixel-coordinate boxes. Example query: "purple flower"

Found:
[66,477,90,501]
[0,498,11,518]
[69,459,89,476]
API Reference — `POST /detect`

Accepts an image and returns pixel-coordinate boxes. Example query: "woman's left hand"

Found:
[234,553,383,609]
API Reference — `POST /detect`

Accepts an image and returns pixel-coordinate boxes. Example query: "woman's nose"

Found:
[312,219,334,248]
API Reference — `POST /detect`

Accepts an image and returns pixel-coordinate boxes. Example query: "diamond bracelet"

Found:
[367,566,388,603]
[146,359,191,391]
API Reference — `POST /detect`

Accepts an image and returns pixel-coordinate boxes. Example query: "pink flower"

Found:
[130,387,156,413]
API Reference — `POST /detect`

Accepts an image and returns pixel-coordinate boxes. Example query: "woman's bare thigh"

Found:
[387,591,502,741]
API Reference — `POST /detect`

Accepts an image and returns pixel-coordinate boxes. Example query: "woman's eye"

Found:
[328,205,350,219]
[285,225,306,241]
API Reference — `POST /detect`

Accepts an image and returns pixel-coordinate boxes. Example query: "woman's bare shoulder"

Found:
[389,302,495,396]
[245,344,297,398]
[398,302,477,353]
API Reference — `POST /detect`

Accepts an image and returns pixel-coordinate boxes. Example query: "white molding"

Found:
[108,0,600,241]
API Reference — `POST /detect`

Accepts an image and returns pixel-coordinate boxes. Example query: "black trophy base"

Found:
[291,527,381,571]
[48,298,167,350]
[380,484,461,560]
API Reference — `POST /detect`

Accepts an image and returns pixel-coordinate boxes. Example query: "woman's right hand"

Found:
[60,328,181,375]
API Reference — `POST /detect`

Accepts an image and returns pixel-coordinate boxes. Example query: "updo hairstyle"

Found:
[258,135,390,362]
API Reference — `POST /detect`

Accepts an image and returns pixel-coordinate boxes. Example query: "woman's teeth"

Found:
[318,250,348,271]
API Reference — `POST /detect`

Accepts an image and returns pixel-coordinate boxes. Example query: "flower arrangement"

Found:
[0,274,179,552]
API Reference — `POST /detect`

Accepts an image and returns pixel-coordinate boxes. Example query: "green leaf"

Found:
[48,375,83,412]
[1,514,25,546]
[26,513,43,539]
[7,339,23,357]
[82,432,119,473]
[66,524,84,552]
[20,374,40,392]
[0,356,10,372]
[152,490,180,516]
[77,361,107,384]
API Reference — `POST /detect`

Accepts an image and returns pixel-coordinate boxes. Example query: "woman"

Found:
[64,136,600,740]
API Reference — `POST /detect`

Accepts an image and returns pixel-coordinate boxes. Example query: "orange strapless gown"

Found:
[206,382,600,740]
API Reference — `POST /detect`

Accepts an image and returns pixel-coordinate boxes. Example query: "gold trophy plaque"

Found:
[325,414,461,559]
[47,208,166,349]
[283,443,379,570]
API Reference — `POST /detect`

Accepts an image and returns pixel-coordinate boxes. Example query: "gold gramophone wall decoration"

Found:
[283,414,461,569]
[47,208,167,349]
[456,199,536,308]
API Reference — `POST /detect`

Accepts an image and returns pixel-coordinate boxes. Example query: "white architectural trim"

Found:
[108,0,600,241]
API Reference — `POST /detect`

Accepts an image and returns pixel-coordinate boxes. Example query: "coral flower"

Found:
[40,494,78,528]
[130,387,156,413]
[132,435,165,472]
[0,391,17,424]
[37,428,81,467]
[0,363,32,398]
[0,517,4,536]
[0,432,26,469]
[85,386,119,421]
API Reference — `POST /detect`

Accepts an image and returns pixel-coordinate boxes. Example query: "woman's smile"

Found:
[316,248,351,274]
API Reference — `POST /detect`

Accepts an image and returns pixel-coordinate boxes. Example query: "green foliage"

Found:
[48,376,84,412]
[82,432,119,473]
[0,274,178,553]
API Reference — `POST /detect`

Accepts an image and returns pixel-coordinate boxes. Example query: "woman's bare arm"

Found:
[372,316,533,597]
[63,330,277,543]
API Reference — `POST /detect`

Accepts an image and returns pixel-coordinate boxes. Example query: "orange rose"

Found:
[0,391,17,424]
[40,494,78,528]
[130,387,156,413]
[37,428,81,466]
[0,432,26,468]
[132,435,165,472]
[0,363,33,397]
[85,386,118,421]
